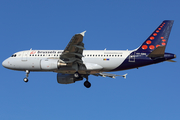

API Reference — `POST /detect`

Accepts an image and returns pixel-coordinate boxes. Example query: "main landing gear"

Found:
[23,70,30,83]
[74,72,91,88]
[84,74,91,88]
[84,81,91,88]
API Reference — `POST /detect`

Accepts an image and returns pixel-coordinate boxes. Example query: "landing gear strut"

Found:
[23,70,30,83]
[74,72,91,88]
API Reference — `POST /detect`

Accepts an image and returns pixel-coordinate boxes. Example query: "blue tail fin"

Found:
[136,20,174,53]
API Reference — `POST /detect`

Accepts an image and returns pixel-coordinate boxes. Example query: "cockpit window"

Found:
[11,54,17,57]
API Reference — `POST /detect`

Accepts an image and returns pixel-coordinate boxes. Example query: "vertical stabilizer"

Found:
[136,20,174,53]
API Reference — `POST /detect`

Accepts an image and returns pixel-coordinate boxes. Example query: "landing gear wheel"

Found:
[23,78,28,82]
[74,72,80,79]
[23,70,30,83]
[84,81,91,88]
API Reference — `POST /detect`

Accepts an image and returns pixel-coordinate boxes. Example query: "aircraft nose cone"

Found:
[2,59,9,68]
[2,60,7,67]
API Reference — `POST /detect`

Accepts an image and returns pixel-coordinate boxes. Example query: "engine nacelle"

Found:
[57,73,83,84]
[57,73,75,84]
[40,59,67,70]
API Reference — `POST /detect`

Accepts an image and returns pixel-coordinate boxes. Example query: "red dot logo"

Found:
[150,36,154,40]
[162,43,166,46]
[156,45,160,48]
[162,39,166,42]
[153,33,157,36]
[146,40,151,44]
[149,45,155,49]
[142,45,148,50]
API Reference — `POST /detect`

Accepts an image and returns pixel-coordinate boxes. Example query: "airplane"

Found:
[2,20,176,88]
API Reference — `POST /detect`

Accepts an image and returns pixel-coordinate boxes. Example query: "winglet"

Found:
[80,31,86,36]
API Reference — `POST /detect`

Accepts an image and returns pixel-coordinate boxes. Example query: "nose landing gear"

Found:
[23,70,30,83]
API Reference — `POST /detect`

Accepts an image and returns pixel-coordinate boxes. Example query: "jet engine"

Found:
[57,73,83,84]
[40,59,66,70]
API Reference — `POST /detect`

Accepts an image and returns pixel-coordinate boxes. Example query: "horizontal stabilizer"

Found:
[148,46,165,58]
[166,59,176,62]
[94,72,127,79]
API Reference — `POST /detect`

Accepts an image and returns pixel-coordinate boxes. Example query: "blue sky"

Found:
[0,0,180,120]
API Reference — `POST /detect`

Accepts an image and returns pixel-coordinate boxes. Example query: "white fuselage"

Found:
[3,50,133,74]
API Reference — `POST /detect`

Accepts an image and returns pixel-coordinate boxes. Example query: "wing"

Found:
[94,72,127,79]
[60,31,86,64]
